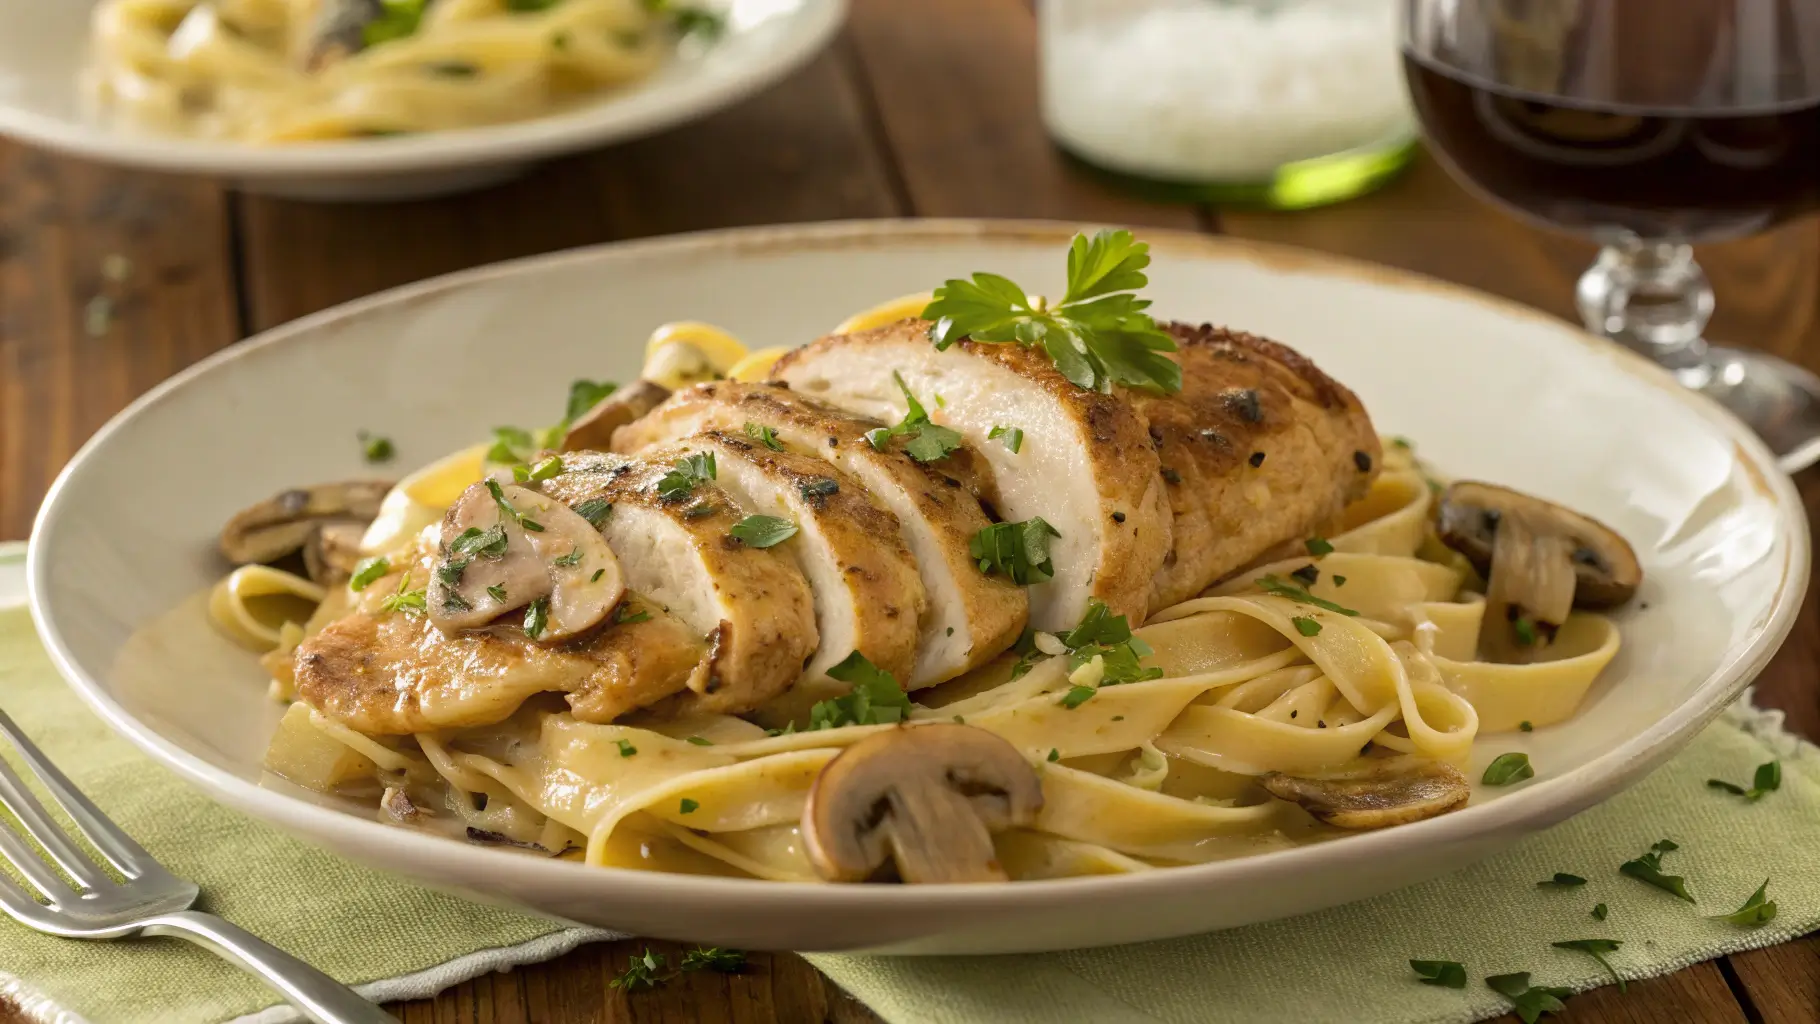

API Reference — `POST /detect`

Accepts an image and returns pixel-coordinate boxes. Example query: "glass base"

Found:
[1682,347,1820,474]
[1056,132,1418,210]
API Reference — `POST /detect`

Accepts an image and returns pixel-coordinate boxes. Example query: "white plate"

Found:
[0,0,844,201]
[28,220,1808,954]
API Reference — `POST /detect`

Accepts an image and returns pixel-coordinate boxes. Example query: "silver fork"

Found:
[0,708,396,1024]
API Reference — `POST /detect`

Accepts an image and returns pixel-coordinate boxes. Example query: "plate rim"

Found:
[0,0,845,177]
[27,217,1811,918]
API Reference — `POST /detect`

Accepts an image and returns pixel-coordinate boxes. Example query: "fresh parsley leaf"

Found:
[1291,616,1322,637]
[729,515,798,548]
[744,422,784,451]
[364,0,428,47]
[1409,960,1466,989]
[552,547,586,567]
[1485,973,1572,1024]
[656,452,717,501]
[679,797,699,814]
[680,947,746,973]
[1047,747,1060,762]
[611,947,665,990]
[1305,537,1334,557]
[971,518,1059,585]
[451,524,509,559]
[1706,779,1747,796]
[685,736,713,746]
[441,590,472,613]
[615,739,637,758]
[1331,574,1348,587]
[1520,720,1534,732]
[811,651,913,729]
[864,372,964,463]
[486,478,544,532]
[1592,903,1608,921]
[357,430,394,463]
[566,379,617,422]
[615,605,651,625]
[485,425,538,466]
[486,584,507,603]
[523,596,549,640]
[989,424,1024,453]
[1709,761,1780,801]
[1552,939,1624,992]
[349,556,390,592]
[1539,873,1587,888]
[513,455,564,483]
[1482,752,1534,786]
[572,498,613,528]
[1255,574,1359,616]
[1619,839,1694,903]
[590,568,604,582]
[1712,879,1776,927]
[922,229,1181,394]
[1059,685,1097,709]
[1060,600,1163,686]
[379,573,427,616]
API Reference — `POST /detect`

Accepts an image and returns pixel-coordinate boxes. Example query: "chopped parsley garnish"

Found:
[669,5,726,40]
[485,479,544,532]
[615,739,637,757]
[970,518,1059,585]
[1592,903,1608,921]
[450,524,509,559]
[680,947,746,973]
[1520,720,1534,732]
[349,556,390,592]
[1409,960,1466,989]
[685,736,713,746]
[1538,873,1586,887]
[425,60,479,77]
[552,547,586,567]
[744,422,785,451]
[513,454,565,483]
[485,425,539,466]
[523,596,549,640]
[436,559,468,589]
[572,498,613,528]
[610,948,666,991]
[656,452,717,501]
[1619,839,1693,902]
[729,515,798,548]
[810,651,913,729]
[486,584,507,603]
[863,371,964,463]
[1291,616,1322,637]
[1482,752,1534,786]
[797,477,839,501]
[923,229,1181,394]
[1552,939,1624,992]
[590,568,605,583]
[1485,972,1572,1024]
[1331,574,1348,587]
[1289,564,1319,587]
[441,591,471,613]
[1047,747,1060,762]
[1707,760,1780,801]
[1059,600,1163,686]
[1514,616,1539,646]
[683,501,717,519]
[1255,574,1359,616]
[1305,537,1334,557]
[679,798,700,814]
[364,0,428,47]
[566,379,617,422]
[989,424,1025,453]
[357,430,394,463]
[615,605,651,625]
[1059,685,1097,709]
[379,573,427,616]
[1712,879,1776,927]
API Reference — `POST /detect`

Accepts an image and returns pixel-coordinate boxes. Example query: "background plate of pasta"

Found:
[0,0,844,200]
[28,220,1808,954]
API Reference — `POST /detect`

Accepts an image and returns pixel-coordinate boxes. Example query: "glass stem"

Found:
[1575,237,1715,384]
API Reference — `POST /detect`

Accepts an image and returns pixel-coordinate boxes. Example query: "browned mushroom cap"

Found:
[1437,481,1642,664]
[561,380,672,453]
[1259,757,1469,830]
[219,481,393,581]
[802,723,1044,884]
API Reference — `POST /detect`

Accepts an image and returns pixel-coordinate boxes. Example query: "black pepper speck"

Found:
[1248,451,1266,468]
[1353,450,1372,472]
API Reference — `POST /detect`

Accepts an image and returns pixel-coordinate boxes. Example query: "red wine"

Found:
[1404,53,1820,243]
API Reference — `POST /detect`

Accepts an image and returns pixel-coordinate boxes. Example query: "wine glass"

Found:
[1402,0,1820,472]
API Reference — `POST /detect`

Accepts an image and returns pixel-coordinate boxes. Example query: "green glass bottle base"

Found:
[1058,132,1419,210]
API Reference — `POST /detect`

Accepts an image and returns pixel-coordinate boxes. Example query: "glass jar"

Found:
[1040,0,1418,208]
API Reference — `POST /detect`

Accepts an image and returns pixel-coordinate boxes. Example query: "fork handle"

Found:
[140,911,398,1024]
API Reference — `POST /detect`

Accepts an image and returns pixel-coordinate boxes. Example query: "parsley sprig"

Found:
[379,572,427,617]
[1707,760,1780,801]
[610,945,746,993]
[970,518,1059,585]
[864,372,965,462]
[1712,879,1777,927]
[1486,972,1572,1024]
[1059,600,1162,686]
[809,651,913,729]
[1409,960,1466,988]
[656,452,717,501]
[1552,939,1624,992]
[1619,839,1693,902]
[922,230,1182,394]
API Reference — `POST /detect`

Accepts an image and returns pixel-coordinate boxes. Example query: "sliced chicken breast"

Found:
[295,562,702,734]
[1130,323,1382,607]
[540,450,819,715]
[614,381,1028,686]
[772,319,1171,631]
[653,430,928,687]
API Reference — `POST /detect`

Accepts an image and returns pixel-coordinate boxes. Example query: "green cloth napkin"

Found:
[3,535,1816,1024]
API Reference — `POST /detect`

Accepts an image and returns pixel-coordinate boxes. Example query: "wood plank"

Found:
[843,0,1200,228]
[1483,961,1751,1024]
[1727,933,1820,1022]
[0,144,241,541]
[237,47,900,331]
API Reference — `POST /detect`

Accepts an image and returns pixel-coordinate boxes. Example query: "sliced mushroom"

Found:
[801,723,1044,884]
[300,0,382,71]
[219,480,393,581]
[561,379,671,453]
[302,521,367,586]
[1259,757,1469,830]
[426,481,625,640]
[1436,481,1642,664]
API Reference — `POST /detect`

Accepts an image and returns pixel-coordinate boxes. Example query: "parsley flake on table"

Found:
[656,452,717,501]
[349,556,390,592]
[922,229,1182,394]
[744,421,785,451]
[357,430,394,463]
[611,947,666,991]
[1619,839,1694,903]
[681,947,747,973]
[989,424,1025,453]
[863,371,965,462]
[1538,872,1586,888]
[1552,938,1625,992]
[1485,972,1572,1024]
[1711,879,1776,927]
[1409,959,1466,989]
[572,498,613,528]
[1482,752,1534,786]
[729,514,798,548]
[808,651,913,729]
[1592,903,1608,921]
[1060,600,1163,686]
[1707,760,1780,801]
[971,517,1060,585]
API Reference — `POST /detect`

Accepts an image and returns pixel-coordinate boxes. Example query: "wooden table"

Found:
[3,2,1818,1021]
